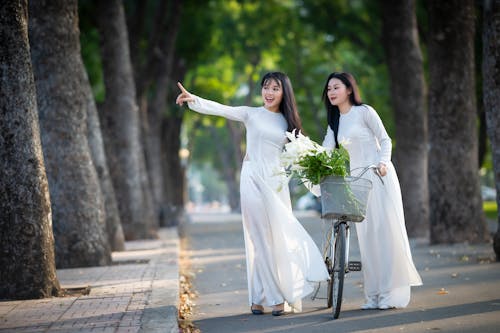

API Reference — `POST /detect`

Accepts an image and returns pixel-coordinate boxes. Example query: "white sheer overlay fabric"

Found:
[188,96,329,311]
[323,104,422,308]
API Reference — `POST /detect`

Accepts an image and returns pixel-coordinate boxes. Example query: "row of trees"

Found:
[0,0,499,301]
[1,0,188,299]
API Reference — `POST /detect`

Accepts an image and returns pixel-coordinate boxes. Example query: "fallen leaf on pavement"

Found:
[437,288,449,295]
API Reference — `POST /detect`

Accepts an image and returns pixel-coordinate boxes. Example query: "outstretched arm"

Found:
[176,82,249,123]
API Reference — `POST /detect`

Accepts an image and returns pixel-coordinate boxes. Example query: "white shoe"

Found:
[361,301,378,310]
[361,296,378,310]
[378,304,395,310]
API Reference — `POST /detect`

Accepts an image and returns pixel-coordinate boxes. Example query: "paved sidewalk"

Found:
[0,227,179,333]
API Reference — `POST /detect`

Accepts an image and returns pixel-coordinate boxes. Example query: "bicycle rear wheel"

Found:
[331,222,346,319]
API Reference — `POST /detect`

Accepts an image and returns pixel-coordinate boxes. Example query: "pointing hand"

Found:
[176,82,195,106]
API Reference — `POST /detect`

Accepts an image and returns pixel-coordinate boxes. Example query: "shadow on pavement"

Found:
[195,299,500,333]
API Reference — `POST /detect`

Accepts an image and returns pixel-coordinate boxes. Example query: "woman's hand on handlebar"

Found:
[377,163,387,177]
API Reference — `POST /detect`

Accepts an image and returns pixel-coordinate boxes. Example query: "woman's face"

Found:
[261,78,283,112]
[326,78,352,107]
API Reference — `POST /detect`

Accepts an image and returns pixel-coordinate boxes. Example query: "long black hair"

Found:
[322,72,362,148]
[261,72,303,134]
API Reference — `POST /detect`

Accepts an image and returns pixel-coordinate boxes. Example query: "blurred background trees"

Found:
[1,0,498,299]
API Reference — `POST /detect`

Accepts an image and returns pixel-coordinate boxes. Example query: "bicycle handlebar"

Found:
[351,165,385,185]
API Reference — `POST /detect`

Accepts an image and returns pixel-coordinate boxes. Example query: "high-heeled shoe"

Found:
[251,304,264,315]
[271,303,284,316]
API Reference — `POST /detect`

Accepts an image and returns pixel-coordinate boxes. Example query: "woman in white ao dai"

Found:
[321,72,422,310]
[176,72,328,316]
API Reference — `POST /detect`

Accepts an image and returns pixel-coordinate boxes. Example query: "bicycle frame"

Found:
[314,164,382,319]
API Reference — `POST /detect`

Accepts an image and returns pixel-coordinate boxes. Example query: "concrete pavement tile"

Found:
[0,327,48,332]
[115,327,141,333]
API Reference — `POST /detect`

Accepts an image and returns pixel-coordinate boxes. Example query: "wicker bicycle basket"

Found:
[320,175,373,222]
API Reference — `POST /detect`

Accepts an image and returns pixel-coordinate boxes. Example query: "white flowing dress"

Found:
[188,96,329,311]
[323,104,422,308]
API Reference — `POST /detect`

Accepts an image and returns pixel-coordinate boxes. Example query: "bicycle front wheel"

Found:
[325,222,334,308]
[331,222,346,319]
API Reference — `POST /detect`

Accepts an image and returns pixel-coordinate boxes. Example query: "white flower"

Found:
[281,129,325,167]
[339,137,351,147]
[277,129,328,192]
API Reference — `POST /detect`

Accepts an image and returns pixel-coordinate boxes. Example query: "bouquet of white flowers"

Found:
[280,129,350,186]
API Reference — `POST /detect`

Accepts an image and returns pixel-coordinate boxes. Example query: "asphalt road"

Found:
[181,211,500,333]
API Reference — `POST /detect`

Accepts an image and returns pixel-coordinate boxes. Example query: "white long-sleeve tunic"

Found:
[188,96,328,311]
[323,104,422,308]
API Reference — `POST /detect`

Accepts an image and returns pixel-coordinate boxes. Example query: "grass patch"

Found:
[484,201,498,220]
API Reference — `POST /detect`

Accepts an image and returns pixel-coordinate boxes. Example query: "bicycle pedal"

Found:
[348,261,362,271]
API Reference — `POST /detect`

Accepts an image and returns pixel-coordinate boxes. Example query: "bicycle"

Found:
[312,165,382,319]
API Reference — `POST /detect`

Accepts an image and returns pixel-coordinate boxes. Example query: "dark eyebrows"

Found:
[263,79,281,89]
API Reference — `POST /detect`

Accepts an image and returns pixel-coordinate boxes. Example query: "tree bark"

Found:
[427,0,488,244]
[96,0,156,240]
[483,0,500,260]
[85,86,125,251]
[29,0,112,267]
[0,0,61,299]
[380,0,429,237]
[162,113,187,226]
[140,0,183,225]
[146,86,167,225]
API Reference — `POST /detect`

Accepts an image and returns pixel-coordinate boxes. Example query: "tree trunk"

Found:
[380,0,429,238]
[143,0,183,225]
[209,127,241,212]
[162,114,187,226]
[29,0,112,267]
[0,0,61,299]
[146,93,166,225]
[85,86,125,251]
[483,0,500,260]
[427,0,488,244]
[96,0,156,240]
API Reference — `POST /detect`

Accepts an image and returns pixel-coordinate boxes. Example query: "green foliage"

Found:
[78,1,105,102]
[282,131,350,185]
[175,1,219,68]
[484,201,498,220]
[296,147,350,185]
[78,0,461,206]
[176,0,397,202]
